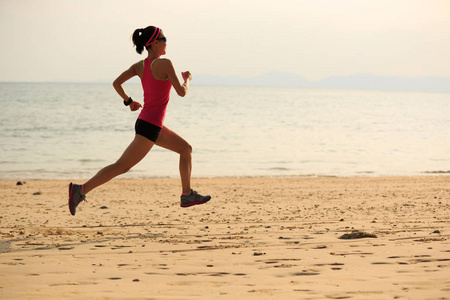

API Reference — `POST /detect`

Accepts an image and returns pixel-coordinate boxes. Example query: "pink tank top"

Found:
[138,57,173,128]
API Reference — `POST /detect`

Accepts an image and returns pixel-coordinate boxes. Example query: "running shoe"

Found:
[180,189,211,207]
[68,183,86,216]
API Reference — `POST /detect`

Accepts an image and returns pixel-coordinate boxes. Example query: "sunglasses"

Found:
[156,37,167,42]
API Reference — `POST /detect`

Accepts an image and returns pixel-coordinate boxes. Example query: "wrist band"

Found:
[124,97,133,106]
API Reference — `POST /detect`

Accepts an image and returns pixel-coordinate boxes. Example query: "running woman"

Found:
[68,26,211,215]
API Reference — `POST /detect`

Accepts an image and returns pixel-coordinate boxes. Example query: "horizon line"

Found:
[1,72,449,93]
[1,72,450,83]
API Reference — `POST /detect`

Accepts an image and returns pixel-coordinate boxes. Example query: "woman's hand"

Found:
[182,71,192,82]
[129,101,143,111]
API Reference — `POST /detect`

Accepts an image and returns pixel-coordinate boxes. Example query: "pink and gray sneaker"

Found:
[180,190,211,207]
[68,183,86,216]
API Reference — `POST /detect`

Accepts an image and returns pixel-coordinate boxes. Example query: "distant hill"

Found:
[193,72,450,92]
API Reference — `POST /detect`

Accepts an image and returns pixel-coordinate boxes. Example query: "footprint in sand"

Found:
[292,270,320,276]
[325,295,352,299]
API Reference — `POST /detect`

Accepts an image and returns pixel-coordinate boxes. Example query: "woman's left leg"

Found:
[155,126,192,194]
[83,134,155,194]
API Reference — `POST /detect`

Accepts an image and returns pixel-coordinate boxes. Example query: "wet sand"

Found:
[1,176,449,299]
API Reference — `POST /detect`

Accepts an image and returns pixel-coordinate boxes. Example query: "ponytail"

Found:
[132,28,145,54]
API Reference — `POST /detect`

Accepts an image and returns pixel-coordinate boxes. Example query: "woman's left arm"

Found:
[113,63,143,111]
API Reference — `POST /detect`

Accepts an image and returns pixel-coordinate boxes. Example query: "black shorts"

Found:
[135,119,162,143]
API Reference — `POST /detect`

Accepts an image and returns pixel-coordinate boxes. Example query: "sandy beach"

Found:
[0,176,449,299]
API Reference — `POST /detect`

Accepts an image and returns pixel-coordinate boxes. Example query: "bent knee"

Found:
[181,143,192,156]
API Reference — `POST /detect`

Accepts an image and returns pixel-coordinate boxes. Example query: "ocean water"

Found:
[0,82,449,180]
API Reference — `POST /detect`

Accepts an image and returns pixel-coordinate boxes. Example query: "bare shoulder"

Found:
[154,58,174,68]
[130,60,145,78]
[132,60,145,71]
[157,58,171,63]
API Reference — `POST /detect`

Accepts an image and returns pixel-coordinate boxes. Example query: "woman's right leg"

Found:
[82,134,154,194]
[155,126,192,194]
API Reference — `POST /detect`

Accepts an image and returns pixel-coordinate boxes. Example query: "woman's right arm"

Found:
[159,59,191,97]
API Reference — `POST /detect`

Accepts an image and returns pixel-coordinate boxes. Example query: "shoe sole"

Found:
[180,196,211,208]
[68,183,75,216]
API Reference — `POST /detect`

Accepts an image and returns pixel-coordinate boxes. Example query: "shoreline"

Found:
[1,176,449,299]
[3,172,449,182]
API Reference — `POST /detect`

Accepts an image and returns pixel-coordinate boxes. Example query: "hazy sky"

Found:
[1,0,449,82]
